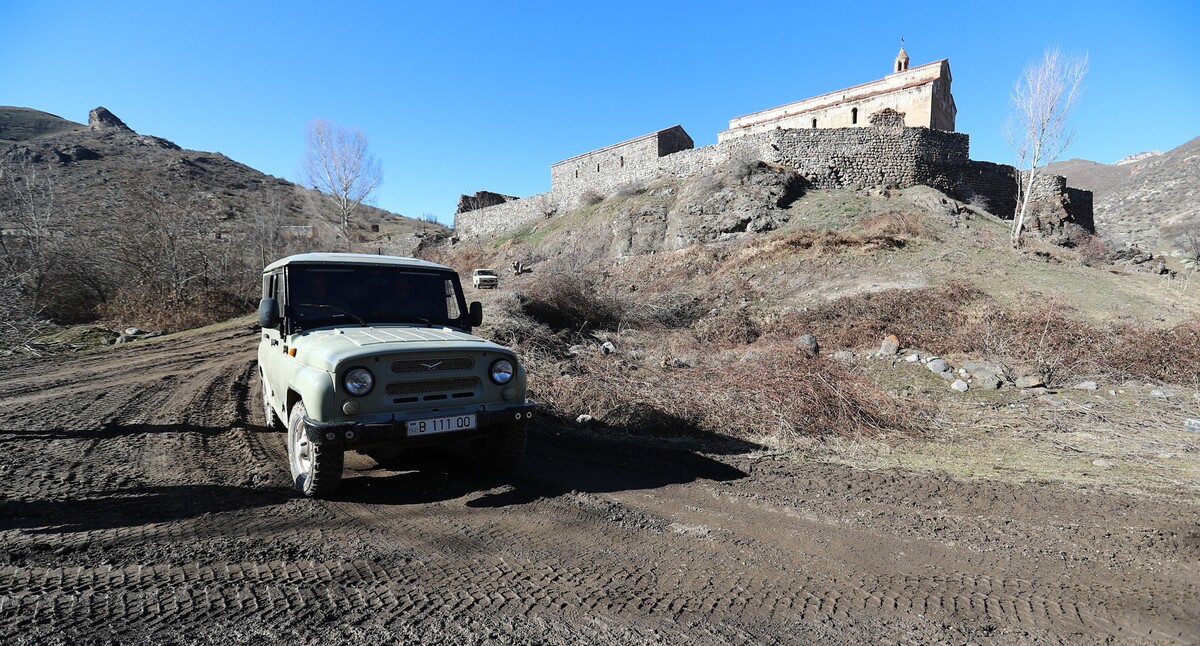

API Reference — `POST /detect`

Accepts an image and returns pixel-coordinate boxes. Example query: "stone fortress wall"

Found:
[454,52,1090,239]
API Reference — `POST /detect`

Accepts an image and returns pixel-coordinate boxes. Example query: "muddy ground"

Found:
[0,323,1196,644]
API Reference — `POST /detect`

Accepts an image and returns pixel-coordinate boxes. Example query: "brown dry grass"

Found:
[99,288,253,333]
[529,337,924,445]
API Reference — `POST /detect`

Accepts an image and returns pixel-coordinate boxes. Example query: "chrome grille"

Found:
[391,357,474,373]
[385,378,480,397]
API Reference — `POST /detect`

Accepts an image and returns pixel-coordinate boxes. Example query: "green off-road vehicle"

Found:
[257,253,533,497]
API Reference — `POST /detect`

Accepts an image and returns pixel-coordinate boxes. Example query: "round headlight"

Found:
[490,359,515,385]
[344,367,374,396]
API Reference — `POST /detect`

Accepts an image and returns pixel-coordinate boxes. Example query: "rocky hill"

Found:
[0,106,443,330]
[0,106,436,246]
[1048,136,1200,253]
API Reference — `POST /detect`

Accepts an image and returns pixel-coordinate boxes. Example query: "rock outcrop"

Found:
[88,107,134,133]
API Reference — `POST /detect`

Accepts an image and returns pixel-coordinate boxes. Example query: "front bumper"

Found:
[303,401,535,447]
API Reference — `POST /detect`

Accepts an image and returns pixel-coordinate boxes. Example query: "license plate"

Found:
[407,414,477,435]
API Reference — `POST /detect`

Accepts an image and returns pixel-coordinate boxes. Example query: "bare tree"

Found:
[1005,46,1088,247]
[302,118,382,240]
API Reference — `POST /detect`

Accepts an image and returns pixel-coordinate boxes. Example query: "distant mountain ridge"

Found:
[1047,136,1199,253]
[1115,151,1162,166]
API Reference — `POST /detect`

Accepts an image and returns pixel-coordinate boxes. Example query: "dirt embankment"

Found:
[0,324,1197,644]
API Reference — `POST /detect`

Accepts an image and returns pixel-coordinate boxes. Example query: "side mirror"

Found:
[258,297,280,329]
[469,301,483,327]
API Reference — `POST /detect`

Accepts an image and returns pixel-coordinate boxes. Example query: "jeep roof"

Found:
[263,252,450,273]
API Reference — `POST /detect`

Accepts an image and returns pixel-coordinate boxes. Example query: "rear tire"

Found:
[287,401,344,497]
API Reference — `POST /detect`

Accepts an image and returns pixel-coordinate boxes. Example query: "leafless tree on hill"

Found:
[1005,46,1088,248]
[302,118,382,241]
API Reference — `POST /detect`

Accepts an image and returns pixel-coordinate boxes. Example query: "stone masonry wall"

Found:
[957,160,1018,217]
[454,124,1090,237]
[549,126,693,205]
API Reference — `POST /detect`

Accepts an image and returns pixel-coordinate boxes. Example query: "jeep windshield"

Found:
[286,265,469,331]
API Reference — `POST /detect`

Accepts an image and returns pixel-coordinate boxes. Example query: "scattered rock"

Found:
[124,327,146,336]
[904,353,920,363]
[926,359,948,373]
[1072,381,1098,391]
[600,341,616,355]
[1091,459,1114,468]
[575,414,594,425]
[951,379,969,392]
[795,334,819,358]
[974,373,1003,390]
[144,330,165,339]
[879,334,900,356]
[1150,389,1172,399]
[115,335,136,344]
[938,370,955,381]
[1016,375,1045,389]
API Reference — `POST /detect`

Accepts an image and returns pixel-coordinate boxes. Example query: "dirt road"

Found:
[0,324,1196,644]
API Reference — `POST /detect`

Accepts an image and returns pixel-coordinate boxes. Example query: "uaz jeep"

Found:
[257,253,533,497]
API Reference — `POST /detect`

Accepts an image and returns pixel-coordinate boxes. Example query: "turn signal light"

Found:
[289,348,297,357]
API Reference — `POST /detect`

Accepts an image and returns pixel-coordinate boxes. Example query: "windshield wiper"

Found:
[293,303,368,327]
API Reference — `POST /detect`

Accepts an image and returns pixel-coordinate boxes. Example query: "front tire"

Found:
[287,401,344,497]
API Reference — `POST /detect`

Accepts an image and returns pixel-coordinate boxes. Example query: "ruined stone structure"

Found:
[718,49,956,141]
[549,126,694,202]
[454,50,1089,240]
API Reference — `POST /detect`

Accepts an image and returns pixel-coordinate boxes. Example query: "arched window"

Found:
[811,118,817,129]
[852,108,858,125]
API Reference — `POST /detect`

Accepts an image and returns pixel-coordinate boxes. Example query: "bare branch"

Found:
[1006,46,1088,247]
[302,118,383,241]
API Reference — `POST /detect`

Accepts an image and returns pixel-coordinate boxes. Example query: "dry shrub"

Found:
[99,288,253,332]
[739,227,914,264]
[971,305,1109,384]
[532,341,922,444]
[627,291,711,329]
[692,309,761,347]
[860,211,932,240]
[1114,322,1200,383]
[580,190,605,206]
[1074,235,1110,266]
[771,281,986,352]
[677,351,923,442]
[968,305,1200,385]
[517,274,627,333]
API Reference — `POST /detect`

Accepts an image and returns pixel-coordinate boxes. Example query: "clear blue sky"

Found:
[3,0,1198,225]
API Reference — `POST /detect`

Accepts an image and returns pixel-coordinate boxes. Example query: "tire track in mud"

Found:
[1,324,1197,644]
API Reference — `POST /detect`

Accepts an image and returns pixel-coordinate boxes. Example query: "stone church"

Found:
[718,47,957,141]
